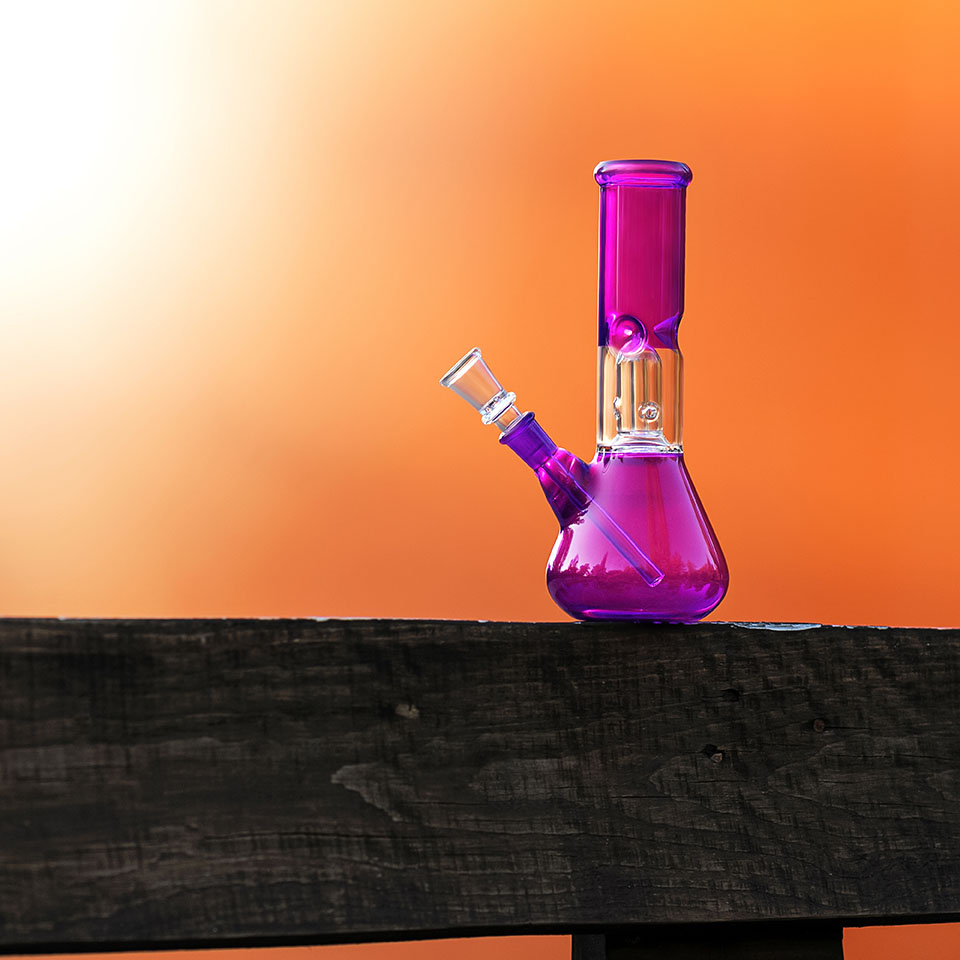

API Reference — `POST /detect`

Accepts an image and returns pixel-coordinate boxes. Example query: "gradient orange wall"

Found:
[2,1,958,958]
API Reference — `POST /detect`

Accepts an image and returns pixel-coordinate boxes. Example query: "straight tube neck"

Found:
[595,159,690,453]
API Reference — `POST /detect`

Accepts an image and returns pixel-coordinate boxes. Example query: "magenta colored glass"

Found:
[544,452,727,621]
[440,159,728,623]
[500,429,727,622]
[597,159,690,353]
[537,157,727,621]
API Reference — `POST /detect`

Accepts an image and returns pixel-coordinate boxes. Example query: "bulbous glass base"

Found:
[546,452,727,622]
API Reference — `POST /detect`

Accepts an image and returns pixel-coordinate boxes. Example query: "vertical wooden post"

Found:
[572,934,606,959]
[573,923,843,958]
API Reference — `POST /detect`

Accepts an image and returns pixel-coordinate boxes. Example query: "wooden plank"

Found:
[0,618,958,951]
[572,934,606,959]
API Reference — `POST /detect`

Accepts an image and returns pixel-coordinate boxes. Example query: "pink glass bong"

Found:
[441,160,728,622]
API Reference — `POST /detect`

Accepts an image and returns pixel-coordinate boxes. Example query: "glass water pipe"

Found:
[441,160,728,622]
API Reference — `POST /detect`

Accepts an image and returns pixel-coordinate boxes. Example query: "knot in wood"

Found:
[703,744,724,764]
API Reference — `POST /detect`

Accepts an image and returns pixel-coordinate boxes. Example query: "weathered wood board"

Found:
[0,618,957,950]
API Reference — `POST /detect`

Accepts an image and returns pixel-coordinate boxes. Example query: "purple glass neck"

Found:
[595,159,690,353]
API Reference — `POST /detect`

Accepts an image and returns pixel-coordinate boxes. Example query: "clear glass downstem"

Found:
[440,348,663,587]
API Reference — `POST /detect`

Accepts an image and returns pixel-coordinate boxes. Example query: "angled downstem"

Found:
[440,348,663,587]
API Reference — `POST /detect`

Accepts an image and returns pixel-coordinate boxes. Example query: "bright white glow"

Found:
[2,3,119,255]
[0,0,345,360]
[0,2,183,306]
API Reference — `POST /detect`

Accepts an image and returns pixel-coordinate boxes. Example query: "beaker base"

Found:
[576,609,709,623]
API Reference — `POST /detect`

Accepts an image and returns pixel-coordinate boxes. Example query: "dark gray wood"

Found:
[600,923,843,958]
[572,933,606,959]
[0,618,958,952]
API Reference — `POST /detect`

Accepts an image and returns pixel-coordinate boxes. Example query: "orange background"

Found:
[1,1,958,958]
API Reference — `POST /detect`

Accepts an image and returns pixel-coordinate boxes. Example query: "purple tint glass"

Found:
[441,159,728,622]
[545,452,727,622]
[597,159,690,352]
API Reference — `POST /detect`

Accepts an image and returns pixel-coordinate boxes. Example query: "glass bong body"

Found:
[442,160,728,622]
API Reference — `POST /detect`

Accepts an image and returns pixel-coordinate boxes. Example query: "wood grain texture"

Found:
[0,618,959,951]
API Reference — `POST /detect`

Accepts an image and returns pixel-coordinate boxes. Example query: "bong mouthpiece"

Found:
[440,348,523,433]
